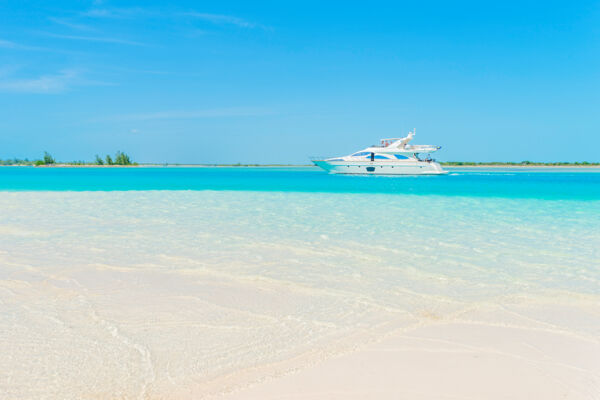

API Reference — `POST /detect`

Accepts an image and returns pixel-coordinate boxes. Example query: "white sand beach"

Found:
[223,316,600,400]
[1,191,599,399]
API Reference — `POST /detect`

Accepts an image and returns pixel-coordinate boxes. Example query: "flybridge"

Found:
[365,130,441,155]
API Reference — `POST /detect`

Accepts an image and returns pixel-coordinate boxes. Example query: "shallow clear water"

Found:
[0,167,599,398]
[1,166,600,199]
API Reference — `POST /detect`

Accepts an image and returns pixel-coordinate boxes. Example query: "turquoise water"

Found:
[1,166,599,398]
[1,166,600,199]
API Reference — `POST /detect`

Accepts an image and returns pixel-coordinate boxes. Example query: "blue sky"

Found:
[1,0,599,163]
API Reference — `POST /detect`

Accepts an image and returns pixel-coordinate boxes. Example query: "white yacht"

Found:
[312,130,447,175]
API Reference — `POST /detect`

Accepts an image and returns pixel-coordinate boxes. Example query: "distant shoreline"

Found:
[443,164,600,168]
[0,163,600,169]
[24,164,315,168]
[1,163,600,168]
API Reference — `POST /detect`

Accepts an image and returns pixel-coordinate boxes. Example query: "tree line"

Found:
[0,151,136,166]
[441,161,600,166]
[94,151,133,165]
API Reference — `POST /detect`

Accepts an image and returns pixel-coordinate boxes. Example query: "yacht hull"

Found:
[313,160,447,175]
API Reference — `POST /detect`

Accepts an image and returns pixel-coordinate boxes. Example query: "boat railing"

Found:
[407,145,441,151]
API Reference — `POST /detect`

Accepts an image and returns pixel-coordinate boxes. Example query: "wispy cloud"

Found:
[109,107,274,121]
[0,38,90,56]
[81,7,150,19]
[183,12,263,29]
[0,65,20,78]
[102,66,172,75]
[0,68,113,93]
[0,38,47,51]
[79,7,266,30]
[0,39,18,48]
[48,17,93,31]
[82,8,117,18]
[0,69,80,93]
[40,32,146,46]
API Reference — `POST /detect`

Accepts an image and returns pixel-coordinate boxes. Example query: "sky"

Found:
[0,0,599,163]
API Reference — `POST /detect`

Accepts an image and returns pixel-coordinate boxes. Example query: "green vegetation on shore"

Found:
[441,161,600,166]
[160,163,307,167]
[97,151,133,166]
[0,151,136,166]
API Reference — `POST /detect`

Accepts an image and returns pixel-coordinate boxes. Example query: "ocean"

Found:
[1,166,599,398]
[1,166,600,199]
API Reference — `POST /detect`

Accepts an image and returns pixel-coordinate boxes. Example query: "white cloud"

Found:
[0,39,46,51]
[48,17,93,31]
[79,7,266,30]
[81,7,149,18]
[0,39,18,48]
[0,68,112,93]
[183,12,262,29]
[82,8,113,17]
[0,69,79,93]
[0,65,20,78]
[110,107,274,121]
[41,32,146,46]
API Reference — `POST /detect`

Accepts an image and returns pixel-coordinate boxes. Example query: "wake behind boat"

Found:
[312,129,447,175]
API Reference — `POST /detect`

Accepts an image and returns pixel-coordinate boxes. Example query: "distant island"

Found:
[441,161,600,166]
[0,153,598,167]
[0,151,137,166]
